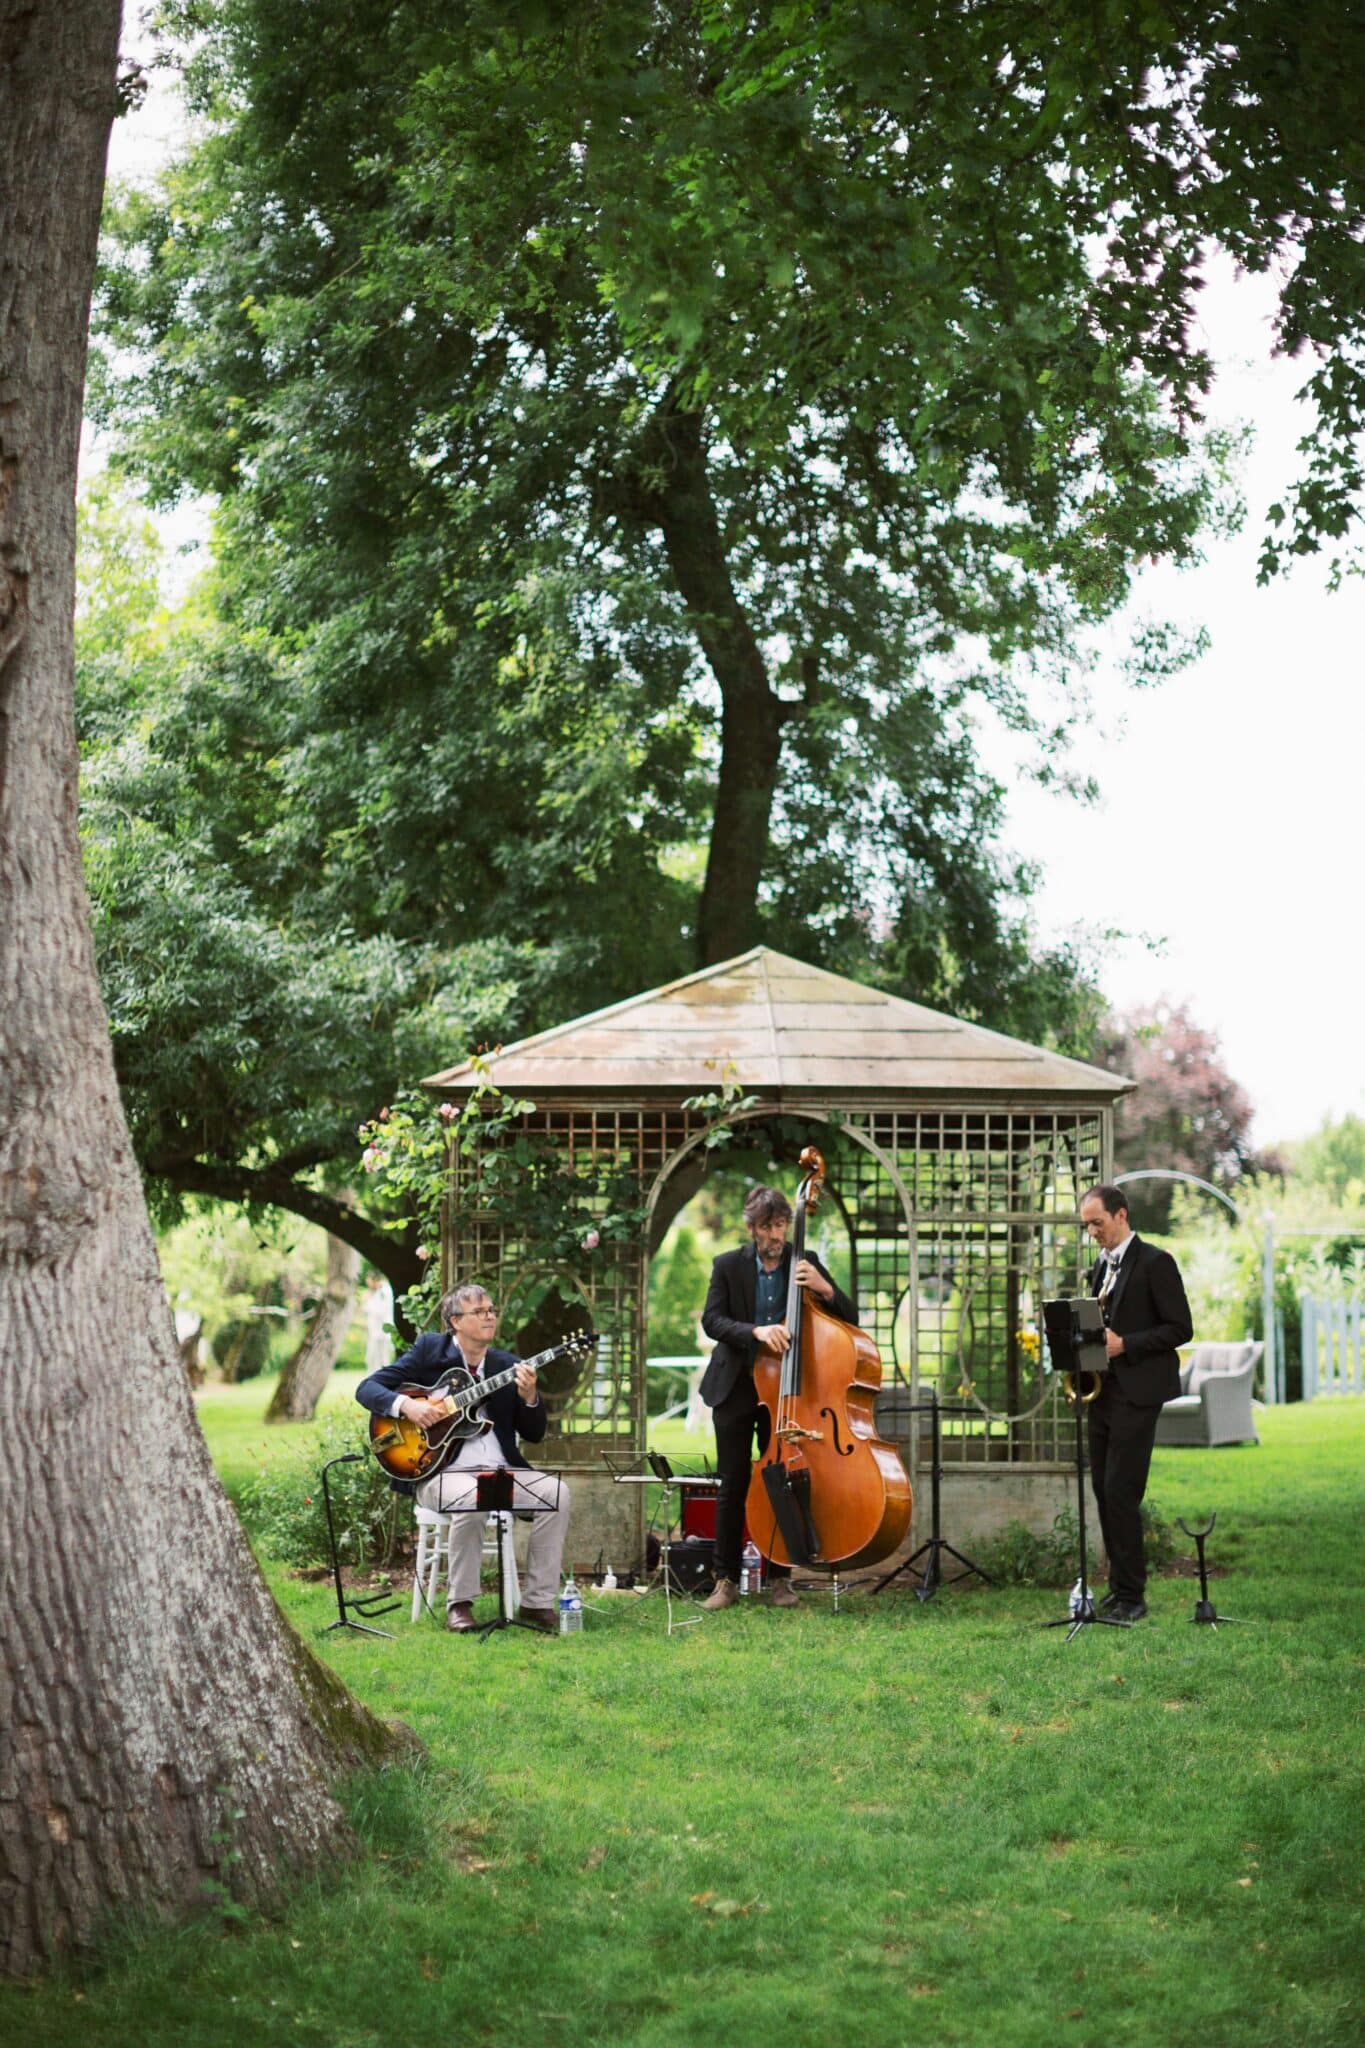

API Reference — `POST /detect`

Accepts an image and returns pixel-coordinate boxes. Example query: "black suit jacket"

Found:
[1089,1235,1193,1408]
[355,1335,547,1482]
[699,1244,857,1408]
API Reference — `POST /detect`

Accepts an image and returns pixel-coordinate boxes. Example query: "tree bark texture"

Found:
[266,1231,360,1422]
[648,407,785,967]
[0,0,374,1976]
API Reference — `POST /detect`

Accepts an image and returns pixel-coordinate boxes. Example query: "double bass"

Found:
[745,1147,912,1573]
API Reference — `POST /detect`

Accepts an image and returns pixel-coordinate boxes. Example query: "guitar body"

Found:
[368,1370,492,1482]
[365,1333,598,1483]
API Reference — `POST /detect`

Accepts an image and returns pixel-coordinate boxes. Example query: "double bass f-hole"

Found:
[819,1406,854,1456]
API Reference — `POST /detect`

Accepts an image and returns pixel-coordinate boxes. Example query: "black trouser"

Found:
[710,1377,788,1583]
[1087,1383,1162,1601]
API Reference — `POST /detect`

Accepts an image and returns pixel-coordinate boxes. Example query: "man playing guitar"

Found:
[356,1282,570,1633]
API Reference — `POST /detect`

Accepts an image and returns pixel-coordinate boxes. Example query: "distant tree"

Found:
[648,1224,713,1358]
[1288,1114,1365,1210]
[1093,1002,1282,1230]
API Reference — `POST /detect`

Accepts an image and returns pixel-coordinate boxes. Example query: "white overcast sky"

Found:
[103,71,1362,1149]
[982,256,1364,1147]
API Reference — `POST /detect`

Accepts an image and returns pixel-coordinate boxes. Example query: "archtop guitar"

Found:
[367,1332,598,1482]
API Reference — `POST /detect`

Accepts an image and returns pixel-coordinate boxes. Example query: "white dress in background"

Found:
[362,1280,395,1374]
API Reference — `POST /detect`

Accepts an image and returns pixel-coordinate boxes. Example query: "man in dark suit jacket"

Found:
[1080,1184,1193,1620]
[699,1184,857,1611]
[356,1282,569,1633]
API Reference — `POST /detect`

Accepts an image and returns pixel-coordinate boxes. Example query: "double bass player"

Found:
[697,1184,857,1611]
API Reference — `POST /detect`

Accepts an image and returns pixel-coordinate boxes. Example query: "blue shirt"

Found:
[754,1245,789,1329]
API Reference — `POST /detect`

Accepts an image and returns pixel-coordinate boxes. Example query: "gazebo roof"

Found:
[424,946,1131,1105]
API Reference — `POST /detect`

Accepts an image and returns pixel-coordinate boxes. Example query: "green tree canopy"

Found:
[95,0,1272,968]
[86,1,1364,1269]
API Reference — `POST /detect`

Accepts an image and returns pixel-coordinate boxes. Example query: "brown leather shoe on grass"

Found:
[518,1605,558,1634]
[702,1577,738,1611]
[445,1602,477,1633]
[766,1578,799,1608]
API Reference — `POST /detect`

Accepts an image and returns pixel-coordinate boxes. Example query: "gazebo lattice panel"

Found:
[443,1100,1105,1474]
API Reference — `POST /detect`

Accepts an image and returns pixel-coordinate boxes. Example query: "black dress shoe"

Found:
[1098,1591,1122,1613]
[1109,1598,1148,1622]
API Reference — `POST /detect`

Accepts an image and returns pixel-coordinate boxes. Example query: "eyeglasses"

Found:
[456,1305,498,1318]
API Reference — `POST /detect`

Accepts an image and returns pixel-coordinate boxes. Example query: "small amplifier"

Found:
[680,1491,717,1539]
[665,1535,715,1595]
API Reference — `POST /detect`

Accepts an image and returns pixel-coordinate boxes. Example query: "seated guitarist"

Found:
[355,1283,570,1634]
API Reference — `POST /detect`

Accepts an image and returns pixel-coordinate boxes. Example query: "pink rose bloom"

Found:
[362,1148,381,1172]
[416,1244,430,1261]
[438,1102,458,1121]
[582,1228,600,1250]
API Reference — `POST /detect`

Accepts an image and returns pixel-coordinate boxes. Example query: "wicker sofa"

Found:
[1154,1340,1263,1448]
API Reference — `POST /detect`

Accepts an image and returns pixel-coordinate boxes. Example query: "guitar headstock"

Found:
[562,1329,600,1352]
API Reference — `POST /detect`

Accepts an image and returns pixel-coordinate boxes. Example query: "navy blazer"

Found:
[1089,1234,1193,1408]
[356,1334,547,1481]
[699,1244,857,1408]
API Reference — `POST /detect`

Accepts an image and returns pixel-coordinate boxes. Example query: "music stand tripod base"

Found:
[871,1396,993,1601]
[1043,1597,1133,1641]
[463,1472,560,1640]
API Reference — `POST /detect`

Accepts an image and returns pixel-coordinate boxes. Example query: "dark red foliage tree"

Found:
[1093,1003,1283,1230]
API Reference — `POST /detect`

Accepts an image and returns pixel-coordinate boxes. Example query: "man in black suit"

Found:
[356,1283,569,1633]
[699,1185,857,1611]
[1080,1184,1193,1620]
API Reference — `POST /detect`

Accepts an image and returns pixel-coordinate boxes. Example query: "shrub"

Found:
[212,1314,273,1382]
[238,1411,404,1569]
[968,1498,1175,1587]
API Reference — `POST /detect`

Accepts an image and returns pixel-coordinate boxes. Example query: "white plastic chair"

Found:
[411,1504,520,1622]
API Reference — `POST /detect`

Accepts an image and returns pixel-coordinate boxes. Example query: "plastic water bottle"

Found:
[740,1539,762,1596]
[1068,1576,1089,1616]
[558,1574,583,1635]
[601,1563,617,1591]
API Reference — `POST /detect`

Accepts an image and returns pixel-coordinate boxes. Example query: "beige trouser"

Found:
[417,1467,571,1610]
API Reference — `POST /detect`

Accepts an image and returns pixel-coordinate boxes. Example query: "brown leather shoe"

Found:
[702,1577,738,1611]
[518,1605,558,1634]
[766,1577,799,1609]
[446,1602,477,1633]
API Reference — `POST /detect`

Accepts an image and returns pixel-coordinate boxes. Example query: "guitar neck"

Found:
[443,1337,590,1415]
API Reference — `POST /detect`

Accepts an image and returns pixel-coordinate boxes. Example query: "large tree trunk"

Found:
[265,1231,361,1422]
[0,1,391,1978]
[647,406,786,966]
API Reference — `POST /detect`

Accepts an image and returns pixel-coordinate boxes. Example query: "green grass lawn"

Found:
[4,1394,1362,2047]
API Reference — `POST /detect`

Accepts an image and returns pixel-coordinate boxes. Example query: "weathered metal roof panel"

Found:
[423,946,1131,1100]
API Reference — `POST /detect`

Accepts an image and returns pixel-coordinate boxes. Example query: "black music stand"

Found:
[319,1453,401,1637]
[448,1468,561,1641]
[1040,1298,1130,1640]
[606,1451,721,1634]
[871,1390,993,1600]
